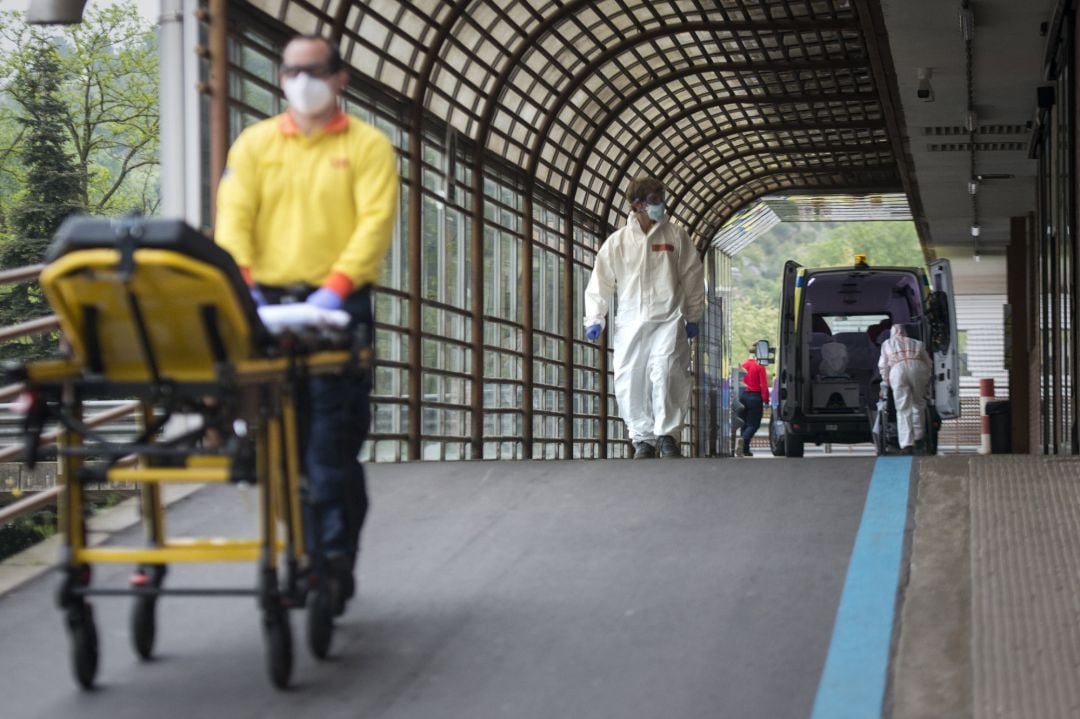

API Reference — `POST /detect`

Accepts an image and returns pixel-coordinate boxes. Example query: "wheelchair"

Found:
[8,216,370,689]
[872,386,941,456]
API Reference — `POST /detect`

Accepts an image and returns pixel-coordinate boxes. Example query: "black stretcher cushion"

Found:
[48,216,271,347]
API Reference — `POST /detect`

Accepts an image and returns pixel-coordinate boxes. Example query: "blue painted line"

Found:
[811,456,912,719]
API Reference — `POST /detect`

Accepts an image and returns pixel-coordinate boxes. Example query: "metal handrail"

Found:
[0,401,140,464]
[0,316,60,343]
[0,401,141,525]
[0,486,61,525]
[0,263,140,526]
[0,265,45,283]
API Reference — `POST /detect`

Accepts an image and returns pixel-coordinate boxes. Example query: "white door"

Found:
[929,259,961,419]
[778,260,802,421]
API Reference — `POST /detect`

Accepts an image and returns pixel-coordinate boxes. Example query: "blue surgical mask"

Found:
[646,202,665,222]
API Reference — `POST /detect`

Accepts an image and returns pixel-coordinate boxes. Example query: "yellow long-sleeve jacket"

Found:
[215,111,398,297]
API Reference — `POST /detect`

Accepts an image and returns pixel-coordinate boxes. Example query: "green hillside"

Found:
[730,221,924,357]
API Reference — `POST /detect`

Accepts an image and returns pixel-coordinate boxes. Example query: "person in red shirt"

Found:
[739,346,770,457]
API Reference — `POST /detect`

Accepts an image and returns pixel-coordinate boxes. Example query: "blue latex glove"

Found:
[250,286,267,308]
[685,322,699,339]
[585,324,602,342]
[306,287,344,311]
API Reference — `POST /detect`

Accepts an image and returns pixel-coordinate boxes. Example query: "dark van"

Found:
[772,257,960,457]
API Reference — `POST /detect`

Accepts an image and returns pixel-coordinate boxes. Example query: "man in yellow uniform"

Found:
[215,34,398,614]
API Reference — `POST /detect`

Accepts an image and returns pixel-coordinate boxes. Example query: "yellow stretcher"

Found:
[9,216,370,690]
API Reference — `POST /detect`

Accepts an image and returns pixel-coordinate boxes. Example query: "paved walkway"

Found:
[893,455,1080,719]
[0,458,872,719]
[6,454,1079,718]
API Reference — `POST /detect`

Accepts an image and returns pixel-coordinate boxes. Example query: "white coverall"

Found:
[583,214,706,443]
[877,324,933,449]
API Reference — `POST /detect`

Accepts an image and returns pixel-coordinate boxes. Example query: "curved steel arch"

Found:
[698,171,906,245]
[470,8,862,147]
[667,143,894,213]
[674,162,898,244]
[522,55,869,180]
[655,127,890,186]
[689,160,899,215]
[585,87,879,227]
[566,99,880,225]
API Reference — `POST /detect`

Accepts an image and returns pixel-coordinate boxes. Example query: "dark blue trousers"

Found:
[261,285,372,566]
[740,390,763,451]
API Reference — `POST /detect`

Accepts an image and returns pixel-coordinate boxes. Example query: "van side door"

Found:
[929,259,961,419]
[778,260,803,421]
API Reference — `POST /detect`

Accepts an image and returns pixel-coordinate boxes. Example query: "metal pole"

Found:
[330,1,349,43]
[521,187,534,459]
[406,116,422,461]
[1006,216,1030,453]
[207,0,228,226]
[158,0,185,219]
[563,196,575,458]
[598,222,611,458]
[470,159,485,459]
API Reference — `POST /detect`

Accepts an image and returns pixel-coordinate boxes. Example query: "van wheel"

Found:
[785,435,804,458]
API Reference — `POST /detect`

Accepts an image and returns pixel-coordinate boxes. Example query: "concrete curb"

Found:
[0,484,204,597]
[890,456,972,719]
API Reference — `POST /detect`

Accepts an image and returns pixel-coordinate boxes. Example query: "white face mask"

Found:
[282,73,336,116]
[645,202,665,222]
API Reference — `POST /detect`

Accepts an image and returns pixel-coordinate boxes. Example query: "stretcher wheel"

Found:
[306,587,334,660]
[263,607,293,689]
[131,597,157,660]
[66,603,99,689]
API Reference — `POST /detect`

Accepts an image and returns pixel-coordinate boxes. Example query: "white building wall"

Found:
[954,293,1009,397]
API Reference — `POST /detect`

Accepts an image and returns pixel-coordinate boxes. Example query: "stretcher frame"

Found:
[10,217,369,690]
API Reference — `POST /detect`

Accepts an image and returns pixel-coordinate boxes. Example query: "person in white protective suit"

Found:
[877,323,933,454]
[582,176,706,459]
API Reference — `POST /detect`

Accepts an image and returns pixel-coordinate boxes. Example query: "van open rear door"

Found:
[929,259,960,419]
[778,260,802,421]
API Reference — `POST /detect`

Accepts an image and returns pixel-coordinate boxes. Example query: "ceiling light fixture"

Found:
[916,67,934,102]
[960,3,974,42]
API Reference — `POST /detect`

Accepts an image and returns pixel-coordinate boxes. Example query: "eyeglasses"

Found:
[281,63,337,79]
[632,192,665,205]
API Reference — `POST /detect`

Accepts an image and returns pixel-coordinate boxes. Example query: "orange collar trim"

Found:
[278,110,349,136]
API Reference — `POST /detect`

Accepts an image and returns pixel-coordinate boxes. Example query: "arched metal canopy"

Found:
[242,0,914,250]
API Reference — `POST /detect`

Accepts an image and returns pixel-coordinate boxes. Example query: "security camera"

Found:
[916,67,934,102]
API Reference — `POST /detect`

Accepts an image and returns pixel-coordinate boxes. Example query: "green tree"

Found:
[0,39,84,360]
[729,221,924,359]
[0,3,159,217]
[0,97,25,238]
[0,3,159,359]
[798,222,922,269]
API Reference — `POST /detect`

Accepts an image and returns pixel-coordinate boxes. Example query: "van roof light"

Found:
[854,253,869,268]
